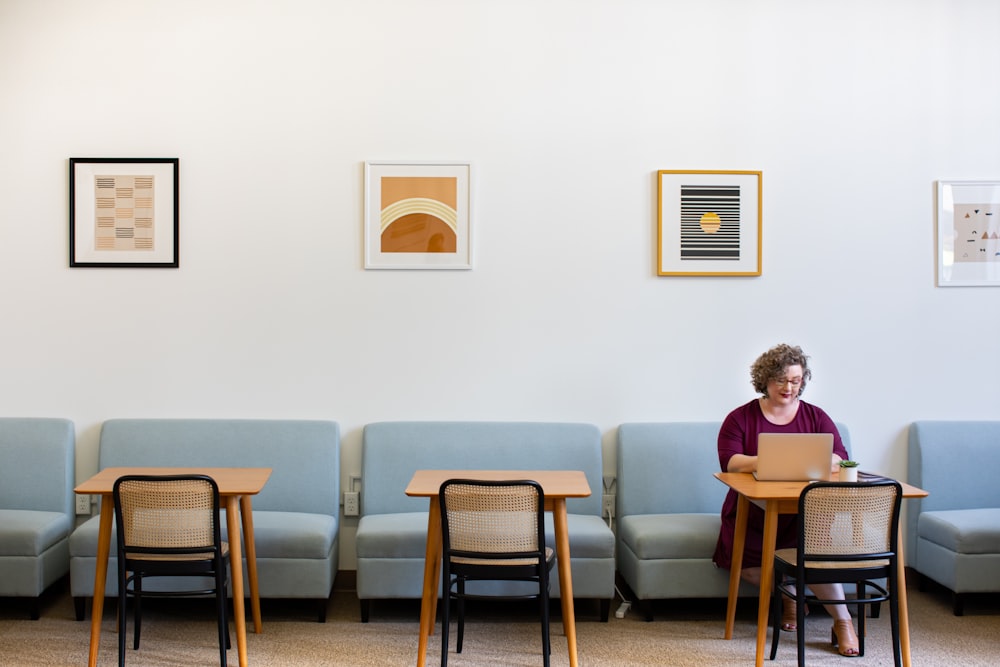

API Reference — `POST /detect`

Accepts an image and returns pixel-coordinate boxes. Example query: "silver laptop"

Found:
[753,432,834,481]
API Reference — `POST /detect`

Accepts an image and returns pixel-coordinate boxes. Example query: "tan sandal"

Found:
[781,597,807,632]
[831,619,860,657]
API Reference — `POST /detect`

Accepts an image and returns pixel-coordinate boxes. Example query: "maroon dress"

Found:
[712,399,848,570]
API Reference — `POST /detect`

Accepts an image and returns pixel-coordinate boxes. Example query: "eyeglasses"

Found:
[771,377,803,388]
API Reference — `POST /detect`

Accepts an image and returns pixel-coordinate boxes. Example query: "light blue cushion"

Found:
[619,513,721,560]
[0,510,73,557]
[918,509,1000,554]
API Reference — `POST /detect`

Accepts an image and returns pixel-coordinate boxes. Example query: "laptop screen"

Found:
[754,432,834,481]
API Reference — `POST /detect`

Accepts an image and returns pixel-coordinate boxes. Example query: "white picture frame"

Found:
[936,180,1000,286]
[364,161,472,270]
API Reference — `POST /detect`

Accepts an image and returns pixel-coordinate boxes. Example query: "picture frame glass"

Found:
[937,180,1000,286]
[657,170,762,276]
[364,161,472,270]
[70,158,179,268]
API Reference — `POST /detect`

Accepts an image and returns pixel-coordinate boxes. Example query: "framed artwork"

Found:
[364,161,472,269]
[936,180,1000,286]
[69,158,179,268]
[657,170,762,276]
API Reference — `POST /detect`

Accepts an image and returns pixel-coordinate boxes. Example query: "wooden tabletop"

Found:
[75,467,272,495]
[406,469,592,498]
[715,471,928,500]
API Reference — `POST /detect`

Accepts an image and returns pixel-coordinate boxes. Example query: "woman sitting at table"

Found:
[712,343,859,658]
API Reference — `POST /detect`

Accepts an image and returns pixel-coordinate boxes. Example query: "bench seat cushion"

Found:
[619,513,720,561]
[358,512,612,559]
[918,508,1000,555]
[0,510,73,557]
[71,510,335,560]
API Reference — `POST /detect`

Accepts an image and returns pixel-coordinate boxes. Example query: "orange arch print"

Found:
[380,177,458,253]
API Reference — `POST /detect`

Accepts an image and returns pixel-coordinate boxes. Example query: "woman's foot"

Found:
[781,597,807,632]
[831,619,860,657]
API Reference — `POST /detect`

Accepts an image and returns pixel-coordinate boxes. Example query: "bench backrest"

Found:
[617,421,852,518]
[0,417,75,516]
[360,421,603,517]
[907,420,1000,557]
[907,421,1000,511]
[98,419,339,515]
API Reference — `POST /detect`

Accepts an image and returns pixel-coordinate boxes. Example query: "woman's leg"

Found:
[810,583,860,657]
[739,566,761,586]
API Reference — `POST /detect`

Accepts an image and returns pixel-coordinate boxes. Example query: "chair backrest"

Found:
[798,481,902,560]
[440,479,545,561]
[113,475,222,556]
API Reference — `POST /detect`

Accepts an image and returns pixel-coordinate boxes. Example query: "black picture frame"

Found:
[69,157,179,268]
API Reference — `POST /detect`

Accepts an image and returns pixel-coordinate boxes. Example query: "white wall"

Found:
[2,0,999,569]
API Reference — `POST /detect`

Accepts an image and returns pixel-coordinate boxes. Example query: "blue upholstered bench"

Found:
[69,418,340,622]
[0,418,75,619]
[907,420,1000,614]
[355,421,616,622]
[616,421,852,620]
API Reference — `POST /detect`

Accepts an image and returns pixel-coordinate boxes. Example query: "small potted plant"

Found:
[839,459,859,482]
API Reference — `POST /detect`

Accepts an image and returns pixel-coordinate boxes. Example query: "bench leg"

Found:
[599,598,610,622]
[360,598,370,623]
[74,596,87,621]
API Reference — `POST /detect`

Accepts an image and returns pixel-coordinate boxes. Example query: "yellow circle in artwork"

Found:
[700,212,721,233]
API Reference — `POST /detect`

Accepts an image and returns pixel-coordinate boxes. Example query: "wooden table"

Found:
[75,467,271,667]
[714,471,928,667]
[406,469,592,667]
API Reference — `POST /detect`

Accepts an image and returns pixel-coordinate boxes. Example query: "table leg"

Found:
[755,500,780,667]
[724,493,750,639]
[226,497,248,667]
[897,540,912,667]
[552,499,579,667]
[87,495,114,667]
[416,499,442,667]
[240,495,263,634]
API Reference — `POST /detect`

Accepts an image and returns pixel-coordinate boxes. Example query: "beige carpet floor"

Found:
[0,577,997,666]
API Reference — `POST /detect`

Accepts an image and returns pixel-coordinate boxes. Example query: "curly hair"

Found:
[750,343,812,396]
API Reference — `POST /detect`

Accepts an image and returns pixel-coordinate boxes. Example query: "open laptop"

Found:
[753,432,835,481]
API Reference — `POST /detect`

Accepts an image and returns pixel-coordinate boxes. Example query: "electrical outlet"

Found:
[344,491,360,517]
[75,494,92,515]
[602,494,615,519]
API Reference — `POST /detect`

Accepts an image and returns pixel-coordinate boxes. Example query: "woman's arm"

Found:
[726,453,758,473]
[718,405,755,472]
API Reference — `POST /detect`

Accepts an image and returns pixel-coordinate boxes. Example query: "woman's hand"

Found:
[728,453,758,473]
[830,453,844,474]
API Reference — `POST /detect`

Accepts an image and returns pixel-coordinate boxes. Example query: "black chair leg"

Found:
[117,575,127,667]
[856,582,867,658]
[796,590,806,667]
[768,580,781,660]
[889,593,902,667]
[216,570,229,666]
[440,584,451,667]
[133,576,143,650]
[456,580,465,654]
[540,588,551,667]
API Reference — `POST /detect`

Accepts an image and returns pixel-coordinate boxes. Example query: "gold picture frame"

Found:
[657,170,761,276]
